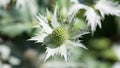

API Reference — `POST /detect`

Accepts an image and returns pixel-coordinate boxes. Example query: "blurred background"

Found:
[0,0,120,68]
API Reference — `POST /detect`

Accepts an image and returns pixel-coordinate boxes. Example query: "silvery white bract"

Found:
[85,7,101,33]
[95,0,120,18]
[70,0,120,32]
[29,5,88,61]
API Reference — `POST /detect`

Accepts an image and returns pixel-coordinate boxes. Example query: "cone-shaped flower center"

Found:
[50,27,69,47]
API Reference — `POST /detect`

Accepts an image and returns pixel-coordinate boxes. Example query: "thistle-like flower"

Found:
[29,5,88,61]
[70,0,120,32]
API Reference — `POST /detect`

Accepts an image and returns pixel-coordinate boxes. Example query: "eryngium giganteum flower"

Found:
[70,0,120,32]
[29,5,88,61]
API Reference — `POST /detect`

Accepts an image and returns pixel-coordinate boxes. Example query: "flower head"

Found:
[29,4,88,61]
[70,0,120,32]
